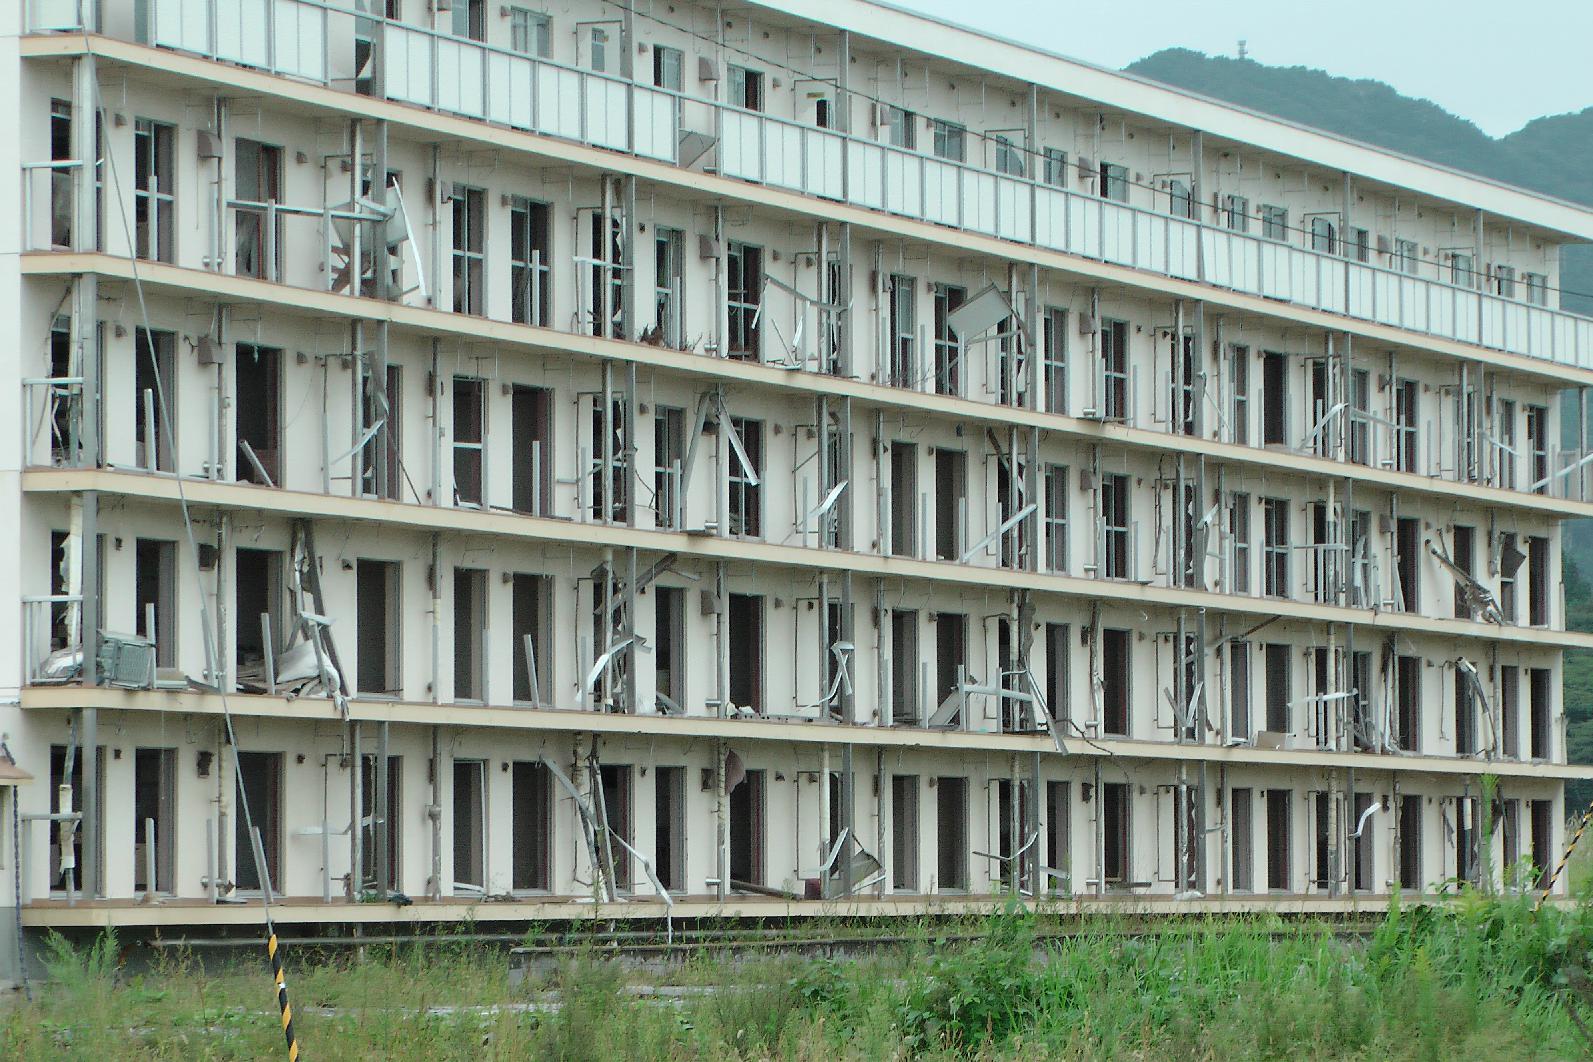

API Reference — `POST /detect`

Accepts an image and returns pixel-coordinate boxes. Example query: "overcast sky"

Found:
[894,0,1593,138]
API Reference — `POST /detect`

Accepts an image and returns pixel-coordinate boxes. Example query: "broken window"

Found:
[891,774,920,890]
[887,274,917,387]
[598,763,633,890]
[1500,664,1520,758]
[934,612,968,723]
[1351,650,1372,751]
[1312,792,1330,890]
[511,384,552,515]
[726,242,762,358]
[1264,643,1290,734]
[1393,517,1420,612]
[1224,194,1249,233]
[1454,796,1478,884]
[653,405,685,528]
[1499,532,1519,621]
[49,99,72,247]
[1451,525,1475,618]
[453,568,486,702]
[511,573,552,705]
[508,761,553,890]
[1101,628,1130,736]
[451,185,486,315]
[359,363,402,501]
[234,139,282,280]
[235,343,281,485]
[995,778,1032,890]
[890,441,918,557]
[133,118,174,262]
[727,416,763,537]
[1265,789,1291,891]
[1398,794,1423,889]
[588,396,629,523]
[1230,641,1251,740]
[1100,319,1129,421]
[1308,216,1335,254]
[134,328,175,472]
[1527,536,1549,626]
[234,546,283,673]
[1530,667,1552,760]
[933,448,967,560]
[509,196,551,326]
[729,768,765,888]
[727,593,763,715]
[1502,798,1521,886]
[1261,497,1289,598]
[653,227,685,347]
[1231,787,1254,891]
[451,758,486,891]
[1526,404,1548,492]
[890,609,920,724]
[1174,334,1197,436]
[135,538,177,669]
[1530,799,1553,880]
[1042,307,1067,413]
[653,765,685,892]
[1261,351,1287,446]
[359,754,401,892]
[1395,380,1420,473]
[48,744,103,895]
[653,586,685,712]
[235,750,283,893]
[932,283,965,396]
[1229,492,1251,594]
[1101,473,1130,580]
[935,776,969,889]
[133,747,175,894]
[1348,368,1371,465]
[1351,791,1373,892]
[1044,464,1068,572]
[1045,780,1069,892]
[1454,663,1476,755]
[451,376,485,506]
[586,210,623,338]
[1396,654,1421,752]
[355,559,401,696]
[1102,781,1131,886]
[1045,622,1070,727]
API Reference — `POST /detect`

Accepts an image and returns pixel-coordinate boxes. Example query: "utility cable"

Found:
[76,18,301,1060]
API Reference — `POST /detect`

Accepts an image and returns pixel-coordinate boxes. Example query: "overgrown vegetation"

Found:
[7,896,1593,1059]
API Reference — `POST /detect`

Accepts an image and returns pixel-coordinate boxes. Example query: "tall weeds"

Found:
[4,899,1592,1060]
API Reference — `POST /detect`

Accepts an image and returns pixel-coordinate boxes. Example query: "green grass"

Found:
[6,896,1593,1060]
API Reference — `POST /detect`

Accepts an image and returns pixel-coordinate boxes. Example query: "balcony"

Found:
[25,0,1593,372]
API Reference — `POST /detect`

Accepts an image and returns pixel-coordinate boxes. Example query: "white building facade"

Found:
[2,0,1593,952]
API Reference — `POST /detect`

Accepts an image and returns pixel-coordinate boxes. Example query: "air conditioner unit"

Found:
[97,631,157,690]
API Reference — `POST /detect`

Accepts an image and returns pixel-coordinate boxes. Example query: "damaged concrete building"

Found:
[3,0,1593,954]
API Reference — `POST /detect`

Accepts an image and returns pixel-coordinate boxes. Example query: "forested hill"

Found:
[1124,49,1593,316]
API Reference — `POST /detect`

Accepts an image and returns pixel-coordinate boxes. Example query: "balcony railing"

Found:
[25,0,1584,371]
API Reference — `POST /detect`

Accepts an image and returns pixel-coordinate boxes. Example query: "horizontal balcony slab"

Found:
[22,254,1593,521]
[22,685,1591,779]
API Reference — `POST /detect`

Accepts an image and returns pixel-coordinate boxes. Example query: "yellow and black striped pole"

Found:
[1534,798,1593,912]
[267,932,301,1060]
